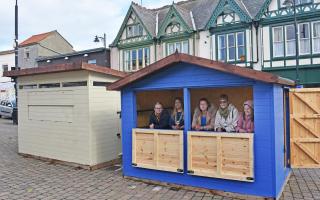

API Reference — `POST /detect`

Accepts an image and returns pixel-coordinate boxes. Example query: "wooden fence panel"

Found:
[290,88,320,168]
[188,132,254,182]
[132,128,183,173]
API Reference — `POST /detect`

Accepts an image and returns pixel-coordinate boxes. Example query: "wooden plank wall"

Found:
[132,128,184,173]
[289,88,320,168]
[188,131,254,182]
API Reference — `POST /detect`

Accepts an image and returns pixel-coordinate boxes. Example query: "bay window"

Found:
[217,32,245,62]
[285,25,296,56]
[273,27,284,57]
[167,40,189,55]
[299,23,310,55]
[123,47,150,72]
[313,22,320,54]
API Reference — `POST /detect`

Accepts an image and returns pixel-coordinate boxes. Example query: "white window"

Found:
[237,32,245,61]
[218,35,226,61]
[299,23,310,55]
[312,22,320,54]
[144,48,150,66]
[285,25,296,56]
[24,49,30,59]
[123,47,150,72]
[167,41,189,55]
[218,32,245,62]
[124,50,131,71]
[182,41,189,54]
[273,27,284,57]
[127,24,143,38]
[227,33,236,61]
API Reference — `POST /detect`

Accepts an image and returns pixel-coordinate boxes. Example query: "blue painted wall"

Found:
[120,62,290,198]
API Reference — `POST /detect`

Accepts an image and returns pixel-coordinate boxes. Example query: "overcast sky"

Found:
[0,0,183,51]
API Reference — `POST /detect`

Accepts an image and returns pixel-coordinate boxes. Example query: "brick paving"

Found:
[0,118,319,200]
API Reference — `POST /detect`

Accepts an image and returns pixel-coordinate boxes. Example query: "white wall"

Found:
[17,71,91,165]
[0,51,14,83]
[88,72,121,165]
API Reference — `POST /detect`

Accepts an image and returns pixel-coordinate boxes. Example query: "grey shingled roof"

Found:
[124,0,267,39]
[241,0,267,18]
[132,3,157,36]
[174,4,194,30]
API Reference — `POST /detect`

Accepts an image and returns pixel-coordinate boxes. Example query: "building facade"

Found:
[18,30,74,69]
[0,50,14,83]
[37,48,111,67]
[0,50,15,101]
[110,0,320,86]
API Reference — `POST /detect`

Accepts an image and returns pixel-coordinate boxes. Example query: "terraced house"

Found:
[110,0,320,86]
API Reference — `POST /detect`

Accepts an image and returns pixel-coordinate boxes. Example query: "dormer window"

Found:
[127,24,143,38]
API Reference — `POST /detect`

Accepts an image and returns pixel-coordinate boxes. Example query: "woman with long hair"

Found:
[170,97,184,130]
[192,98,217,131]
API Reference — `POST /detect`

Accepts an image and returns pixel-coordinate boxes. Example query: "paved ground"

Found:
[0,118,319,200]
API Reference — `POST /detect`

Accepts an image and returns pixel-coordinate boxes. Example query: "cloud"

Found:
[0,0,183,51]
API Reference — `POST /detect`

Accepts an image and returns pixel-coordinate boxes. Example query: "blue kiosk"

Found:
[108,53,295,199]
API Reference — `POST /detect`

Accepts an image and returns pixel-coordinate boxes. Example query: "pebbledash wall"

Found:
[108,53,294,198]
[5,64,126,168]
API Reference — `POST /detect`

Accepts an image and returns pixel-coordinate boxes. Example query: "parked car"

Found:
[0,100,16,119]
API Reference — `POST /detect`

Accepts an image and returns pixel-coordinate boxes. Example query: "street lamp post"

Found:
[283,0,300,86]
[94,33,106,48]
[93,33,108,66]
[12,0,19,124]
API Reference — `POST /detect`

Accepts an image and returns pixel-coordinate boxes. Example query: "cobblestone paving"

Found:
[0,118,319,200]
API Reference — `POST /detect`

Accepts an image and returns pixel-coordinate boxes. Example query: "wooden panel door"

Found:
[290,88,320,168]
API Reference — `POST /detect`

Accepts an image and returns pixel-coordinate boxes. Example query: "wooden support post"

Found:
[183,88,190,174]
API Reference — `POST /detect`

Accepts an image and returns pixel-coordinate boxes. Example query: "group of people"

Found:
[148,94,254,133]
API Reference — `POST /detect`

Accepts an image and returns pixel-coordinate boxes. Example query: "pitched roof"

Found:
[132,3,157,36]
[108,53,294,90]
[4,62,127,78]
[122,0,267,37]
[0,49,14,56]
[36,47,109,62]
[19,31,55,47]
[240,0,267,18]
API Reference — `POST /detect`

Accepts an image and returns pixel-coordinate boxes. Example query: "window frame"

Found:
[216,31,246,63]
[126,24,143,38]
[285,25,296,57]
[123,47,151,72]
[166,40,189,56]
[298,22,311,55]
[312,21,320,54]
[272,26,285,58]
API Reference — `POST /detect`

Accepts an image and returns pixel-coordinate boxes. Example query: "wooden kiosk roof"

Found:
[108,53,295,90]
[4,62,127,78]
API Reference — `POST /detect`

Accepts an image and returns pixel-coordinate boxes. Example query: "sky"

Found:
[0,0,183,51]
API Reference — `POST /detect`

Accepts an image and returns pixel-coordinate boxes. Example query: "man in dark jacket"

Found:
[149,102,170,129]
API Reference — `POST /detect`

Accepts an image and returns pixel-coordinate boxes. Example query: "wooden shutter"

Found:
[132,128,184,173]
[188,131,254,182]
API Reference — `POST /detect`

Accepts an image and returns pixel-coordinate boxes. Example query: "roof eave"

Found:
[107,53,295,91]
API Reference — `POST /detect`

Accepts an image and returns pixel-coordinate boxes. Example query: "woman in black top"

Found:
[149,102,170,129]
[170,97,184,130]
